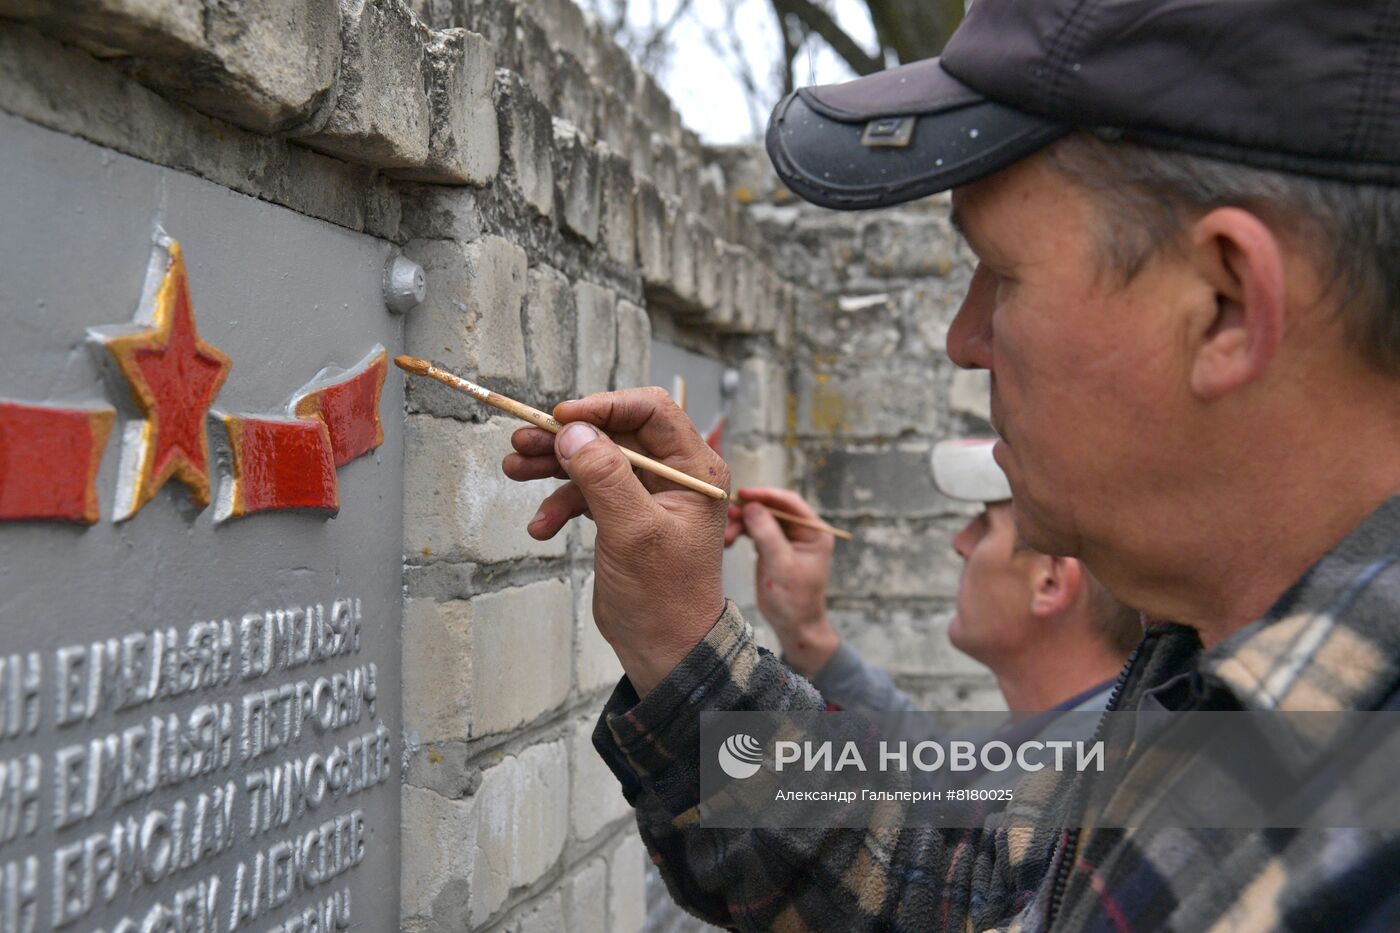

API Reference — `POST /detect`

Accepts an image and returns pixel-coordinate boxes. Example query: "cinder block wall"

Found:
[0,0,997,929]
[713,147,1006,712]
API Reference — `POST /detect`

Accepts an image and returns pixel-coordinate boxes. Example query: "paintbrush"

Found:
[394,355,728,500]
[731,495,854,541]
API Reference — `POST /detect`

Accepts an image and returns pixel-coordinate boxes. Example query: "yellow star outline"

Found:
[95,238,231,520]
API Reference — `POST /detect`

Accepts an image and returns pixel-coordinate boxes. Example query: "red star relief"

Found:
[90,236,231,520]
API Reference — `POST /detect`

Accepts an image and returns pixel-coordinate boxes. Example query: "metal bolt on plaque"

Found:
[382,254,427,314]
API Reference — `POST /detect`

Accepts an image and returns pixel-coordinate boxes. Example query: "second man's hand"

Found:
[726,487,841,678]
[501,387,730,697]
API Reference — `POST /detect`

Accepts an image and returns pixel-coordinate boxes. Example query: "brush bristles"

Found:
[394,355,432,376]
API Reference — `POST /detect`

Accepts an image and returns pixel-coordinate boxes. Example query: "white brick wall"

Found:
[608,833,648,933]
[405,414,567,563]
[470,741,571,925]
[470,580,573,736]
[574,572,624,695]
[570,716,631,841]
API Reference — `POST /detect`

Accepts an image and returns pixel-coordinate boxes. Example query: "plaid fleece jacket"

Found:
[593,496,1400,931]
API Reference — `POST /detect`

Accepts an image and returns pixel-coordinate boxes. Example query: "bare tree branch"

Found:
[770,0,883,76]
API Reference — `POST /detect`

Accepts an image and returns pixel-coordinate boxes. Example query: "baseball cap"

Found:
[932,439,1011,504]
[767,0,1400,211]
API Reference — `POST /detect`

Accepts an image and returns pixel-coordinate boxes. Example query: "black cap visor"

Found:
[766,57,1068,211]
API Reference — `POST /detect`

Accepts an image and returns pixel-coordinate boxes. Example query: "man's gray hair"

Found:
[1047,133,1400,376]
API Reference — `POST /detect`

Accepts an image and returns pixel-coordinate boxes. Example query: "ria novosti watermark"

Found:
[698,710,1400,830]
[725,735,1104,778]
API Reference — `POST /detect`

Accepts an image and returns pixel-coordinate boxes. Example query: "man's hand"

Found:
[501,387,729,696]
[725,487,840,678]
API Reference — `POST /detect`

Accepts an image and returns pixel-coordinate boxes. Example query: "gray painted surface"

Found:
[0,114,403,931]
[648,340,726,441]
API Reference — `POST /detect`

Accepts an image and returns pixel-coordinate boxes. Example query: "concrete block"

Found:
[794,363,943,440]
[554,121,602,243]
[393,27,500,184]
[613,301,652,390]
[694,229,721,312]
[497,69,555,216]
[650,135,679,200]
[574,281,617,396]
[481,742,570,920]
[710,243,744,329]
[949,368,992,421]
[635,184,673,288]
[470,580,573,736]
[402,598,473,744]
[510,891,565,933]
[626,109,654,181]
[829,607,988,679]
[575,572,624,694]
[513,7,556,101]
[401,785,475,930]
[828,520,963,600]
[570,717,631,840]
[594,87,631,155]
[0,0,340,134]
[752,265,781,335]
[407,741,565,926]
[405,415,566,563]
[0,23,371,232]
[552,49,597,138]
[729,357,786,438]
[798,289,900,358]
[460,0,520,72]
[726,443,788,490]
[906,676,1007,712]
[608,833,647,933]
[298,0,432,169]
[699,163,730,235]
[525,264,578,398]
[529,0,589,62]
[563,858,608,933]
[720,247,760,333]
[569,513,598,555]
[863,215,960,278]
[809,445,954,518]
[599,153,637,264]
[722,535,759,622]
[398,185,485,242]
[667,211,698,309]
[403,235,528,400]
[636,71,674,141]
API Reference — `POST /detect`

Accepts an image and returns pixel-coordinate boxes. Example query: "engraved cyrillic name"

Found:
[0,654,41,742]
[50,781,236,926]
[0,753,41,846]
[245,725,391,836]
[227,809,366,929]
[266,887,352,933]
[86,875,220,933]
[1,856,38,933]
[9,591,387,929]
[55,622,234,727]
[53,703,234,829]
[238,599,362,681]
[239,663,378,763]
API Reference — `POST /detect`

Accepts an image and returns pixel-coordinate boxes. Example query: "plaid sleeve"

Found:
[592,602,1059,931]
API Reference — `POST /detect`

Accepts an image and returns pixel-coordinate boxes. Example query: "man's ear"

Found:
[1187,207,1287,399]
[1030,556,1082,619]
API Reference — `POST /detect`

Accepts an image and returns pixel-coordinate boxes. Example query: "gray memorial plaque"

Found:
[0,114,403,932]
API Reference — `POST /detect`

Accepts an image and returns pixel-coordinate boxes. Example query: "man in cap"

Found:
[727,439,1139,719]
[503,0,1400,926]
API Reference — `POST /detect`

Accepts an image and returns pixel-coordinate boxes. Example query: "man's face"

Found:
[948,502,1034,664]
[945,154,1199,560]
